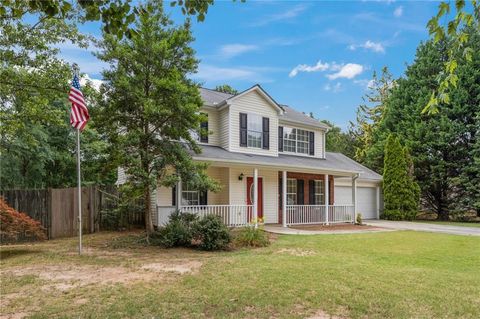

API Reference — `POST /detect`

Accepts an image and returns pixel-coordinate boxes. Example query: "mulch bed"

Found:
[290,223,383,231]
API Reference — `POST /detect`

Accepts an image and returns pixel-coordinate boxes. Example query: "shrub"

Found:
[356,213,363,225]
[193,215,231,251]
[150,210,197,248]
[234,226,269,248]
[0,198,46,243]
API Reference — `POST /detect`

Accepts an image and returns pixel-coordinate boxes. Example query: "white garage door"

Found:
[334,186,378,219]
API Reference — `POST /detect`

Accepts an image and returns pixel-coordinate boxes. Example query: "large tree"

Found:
[349,67,395,171]
[96,2,218,234]
[0,2,114,188]
[320,120,356,159]
[367,27,480,219]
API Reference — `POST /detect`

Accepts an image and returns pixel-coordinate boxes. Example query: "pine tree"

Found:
[383,135,419,220]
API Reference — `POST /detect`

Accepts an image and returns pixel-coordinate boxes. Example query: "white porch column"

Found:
[376,186,380,219]
[325,174,329,225]
[176,179,182,211]
[253,168,258,228]
[282,170,287,227]
[352,175,358,223]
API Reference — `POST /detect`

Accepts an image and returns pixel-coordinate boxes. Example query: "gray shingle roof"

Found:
[193,145,382,181]
[279,105,330,130]
[199,88,233,106]
[199,87,330,130]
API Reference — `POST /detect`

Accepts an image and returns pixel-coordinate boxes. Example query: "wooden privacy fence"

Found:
[1,186,143,239]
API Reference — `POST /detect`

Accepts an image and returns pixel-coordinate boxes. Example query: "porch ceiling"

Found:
[192,145,382,181]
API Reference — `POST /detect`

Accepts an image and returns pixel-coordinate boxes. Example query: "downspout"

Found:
[352,173,359,224]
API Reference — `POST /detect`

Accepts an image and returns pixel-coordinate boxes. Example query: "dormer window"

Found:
[240,113,270,150]
[247,114,262,148]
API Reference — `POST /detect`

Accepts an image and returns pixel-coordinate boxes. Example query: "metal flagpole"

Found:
[72,63,82,255]
[77,126,82,255]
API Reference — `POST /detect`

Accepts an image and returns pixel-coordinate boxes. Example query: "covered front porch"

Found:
[155,164,359,228]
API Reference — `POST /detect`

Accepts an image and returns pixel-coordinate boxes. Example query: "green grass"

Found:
[1,231,479,318]
[415,220,480,228]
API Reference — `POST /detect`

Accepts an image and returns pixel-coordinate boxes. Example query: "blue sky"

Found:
[60,0,442,130]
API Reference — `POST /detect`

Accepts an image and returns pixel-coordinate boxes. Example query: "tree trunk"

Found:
[144,185,154,234]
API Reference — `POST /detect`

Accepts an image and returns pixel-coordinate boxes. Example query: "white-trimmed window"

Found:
[247,114,263,148]
[314,180,325,205]
[182,185,199,206]
[287,178,297,205]
[282,127,310,154]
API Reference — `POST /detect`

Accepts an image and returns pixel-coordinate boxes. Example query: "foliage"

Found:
[423,0,480,114]
[383,135,419,220]
[193,215,231,251]
[214,84,238,95]
[95,1,219,233]
[0,3,115,189]
[0,198,46,242]
[356,213,363,225]
[321,120,356,159]
[151,211,198,248]
[233,225,270,248]
[349,67,395,170]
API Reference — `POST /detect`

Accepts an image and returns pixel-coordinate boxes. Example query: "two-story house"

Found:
[155,85,382,227]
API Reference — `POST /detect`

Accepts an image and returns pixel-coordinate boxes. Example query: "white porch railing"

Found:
[286,205,354,225]
[156,205,253,227]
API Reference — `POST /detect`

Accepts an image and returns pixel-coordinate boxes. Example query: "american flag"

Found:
[69,74,90,131]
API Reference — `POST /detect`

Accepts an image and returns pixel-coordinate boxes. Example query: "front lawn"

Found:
[415,220,480,228]
[1,231,479,318]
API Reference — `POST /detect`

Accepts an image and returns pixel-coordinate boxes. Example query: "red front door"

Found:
[246,177,263,221]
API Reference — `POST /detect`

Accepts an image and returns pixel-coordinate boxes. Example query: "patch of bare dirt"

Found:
[2,260,202,292]
[276,248,316,257]
[291,224,382,232]
[306,310,348,319]
[141,260,202,274]
[0,312,30,319]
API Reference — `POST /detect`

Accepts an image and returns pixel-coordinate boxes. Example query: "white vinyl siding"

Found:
[229,90,278,157]
[219,107,230,150]
[228,167,278,223]
[199,107,220,146]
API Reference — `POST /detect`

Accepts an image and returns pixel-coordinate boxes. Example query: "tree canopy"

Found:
[95,1,218,233]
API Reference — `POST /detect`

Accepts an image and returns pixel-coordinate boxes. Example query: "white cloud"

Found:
[354,79,376,89]
[349,40,385,53]
[80,74,103,91]
[219,44,259,59]
[324,82,343,93]
[326,63,364,80]
[289,61,330,77]
[289,60,365,80]
[394,6,403,17]
[250,4,307,26]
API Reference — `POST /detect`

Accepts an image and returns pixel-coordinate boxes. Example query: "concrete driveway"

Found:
[365,220,480,236]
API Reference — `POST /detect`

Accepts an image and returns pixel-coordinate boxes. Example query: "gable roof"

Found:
[199,86,330,130]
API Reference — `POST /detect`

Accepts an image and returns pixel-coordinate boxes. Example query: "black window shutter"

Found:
[262,117,269,149]
[240,113,247,147]
[279,177,282,209]
[278,126,283,152]
[200,114,208,143]
[309,131,315,156]
[309,180,315,205]
[172,186,176,206]
[199,190,207,205]
[297,179,304,205]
